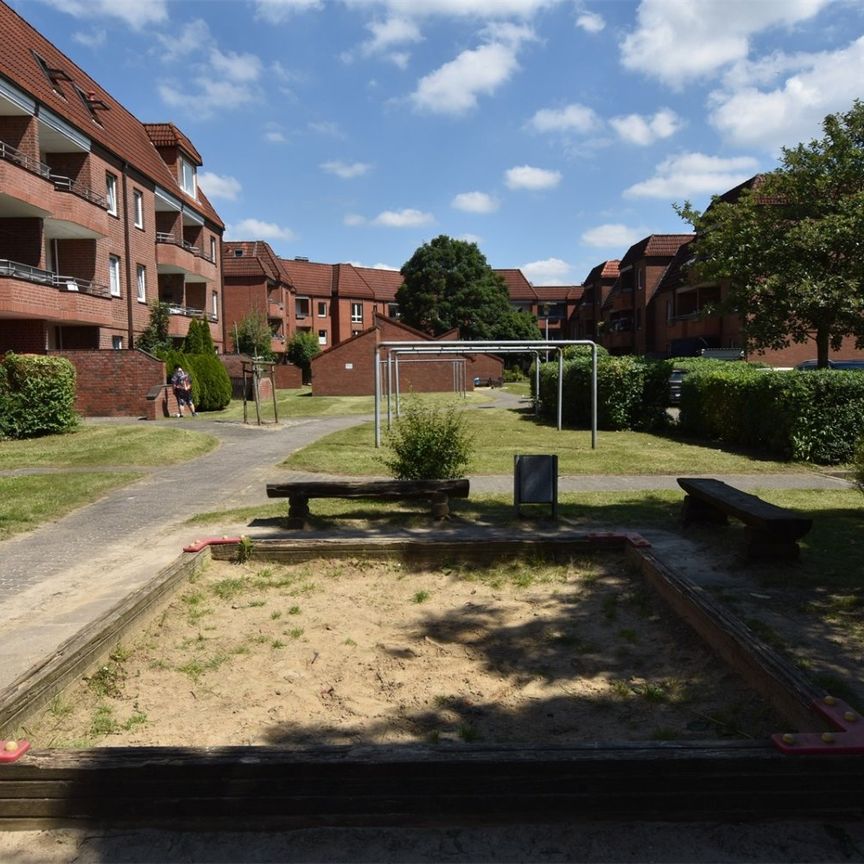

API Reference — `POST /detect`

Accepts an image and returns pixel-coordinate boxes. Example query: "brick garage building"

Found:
[311,315,503,397]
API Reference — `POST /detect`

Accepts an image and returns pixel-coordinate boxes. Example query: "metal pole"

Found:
[557,348,563,431]
[374,346,381,447]
[534,352,540,415]
[591,342,598,449]
[395,354,401,417]
[386,349,392,430]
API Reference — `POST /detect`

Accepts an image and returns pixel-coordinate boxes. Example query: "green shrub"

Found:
[854,437,864,496]
[383,398,474,479]
[0,352,78,439]
[162,350,231,412]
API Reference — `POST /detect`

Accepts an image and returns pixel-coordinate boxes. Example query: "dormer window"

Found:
[179,155,196,197]
[75,86,109,125]
[33,51,71,97]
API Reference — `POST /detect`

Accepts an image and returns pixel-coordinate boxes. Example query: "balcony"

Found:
[0,257,113,326]
[271,335,286,353]
[0,139,51,179]
[156,233,218,282]
[268,300,284,319]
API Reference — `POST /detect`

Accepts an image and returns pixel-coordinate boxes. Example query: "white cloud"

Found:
[344,213,368,226]
[505,165,562,191]
[581,223,645,248]
[255,0,322,23]
[372,209,435,227]
[609,109,682,146]
[156,19,211,61]
[72,29,106,48]
[265,130,287,143]
[623,152,760,200]
[363,16,422,53]
[528,103,601,134]
[620,0,832,87]
[226,218,296,241]
[308,120,344,137]
[342,0,561,17]
[709,36,864,151]
[575,11,605,34]
[451,191,499,213]
[159,78,260,120]
[522,257,574,284]
[34,0,168,29]
[208,48,263,83]
[198,172,242,201]
[411,24,534,115]
[459,233,483,244]
[349,260,400,270]
[321,160,372,179]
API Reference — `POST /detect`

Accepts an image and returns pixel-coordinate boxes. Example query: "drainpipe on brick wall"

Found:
[121,163,134,349]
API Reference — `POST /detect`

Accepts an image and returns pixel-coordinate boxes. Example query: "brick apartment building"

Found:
[0,1,224,362]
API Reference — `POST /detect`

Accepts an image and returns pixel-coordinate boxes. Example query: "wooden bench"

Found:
[266,479,470,528]
[677,478,812,560]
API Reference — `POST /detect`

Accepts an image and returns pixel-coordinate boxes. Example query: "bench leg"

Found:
[681,495,728,526]
[430,493,449,520]
[286,494,310,530]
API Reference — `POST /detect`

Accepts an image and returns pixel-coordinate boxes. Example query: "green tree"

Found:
[397,235,540,340]
[183,318,206,354]
[677,101,864,368]
[136,301,172,355]
[286,330,321,384]
[232,310,275,360]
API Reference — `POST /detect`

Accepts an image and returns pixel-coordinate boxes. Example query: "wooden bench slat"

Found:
[267,479,470,499]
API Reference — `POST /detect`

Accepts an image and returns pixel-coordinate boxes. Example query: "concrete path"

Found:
[0,397,852,691]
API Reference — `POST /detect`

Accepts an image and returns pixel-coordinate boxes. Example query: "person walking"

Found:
[171,364,196,417]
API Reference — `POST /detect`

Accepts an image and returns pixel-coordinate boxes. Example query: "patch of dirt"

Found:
[21,552,779,747]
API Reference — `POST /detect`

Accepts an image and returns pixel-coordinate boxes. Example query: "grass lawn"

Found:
[280,406,810,476]
[0,472,142,540]
[0,424,218,469]
[208,387,492,423]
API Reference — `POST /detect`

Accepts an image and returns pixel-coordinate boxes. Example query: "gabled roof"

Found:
[350,265,403,301]
[0,3,222,227]
[280,259,335,298]
[533,285,583,302]
[496,268,535,301]
[222,241,290,284]
[583,260,620,285]
[653,238,695,295]
[619,234,694,269]
[143,122,203,165]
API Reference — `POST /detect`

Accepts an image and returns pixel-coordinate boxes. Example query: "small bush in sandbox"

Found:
[383,398,474,480]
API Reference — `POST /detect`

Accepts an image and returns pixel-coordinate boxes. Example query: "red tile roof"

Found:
[0,2,221,227]
[496,268,535,300]
[222,241,289,283]
[143,122,203,164]
[619,235,694,268]
[533,285,583,302]
[583,260,620,285]
[280,259,335,298]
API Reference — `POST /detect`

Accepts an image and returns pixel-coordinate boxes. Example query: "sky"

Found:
[11,0,864,283]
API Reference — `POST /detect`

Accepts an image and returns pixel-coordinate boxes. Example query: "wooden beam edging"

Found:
[625,544,827,733]
[0,549,211,734]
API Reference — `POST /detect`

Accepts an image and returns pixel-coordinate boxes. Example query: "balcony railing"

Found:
[51,174,108,209]
[0,139,51,179]
[156,233,216,263]
[166,303,218,323]
[0,258,111,297]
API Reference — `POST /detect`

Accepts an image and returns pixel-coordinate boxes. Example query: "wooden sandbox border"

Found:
[0,533,862,829]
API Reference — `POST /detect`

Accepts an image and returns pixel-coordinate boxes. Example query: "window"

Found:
[295,297,310,319]
[387,303,400,319]
[179,156,196,196]
[211,291,218,320]
[109,255,121,297]
[351,302,363,323]
[210,236,217,263]
[318,330,327,346]
[106,173,117,216]
[112,336,123,350]
[136,265,146,302]
[133,190,143,228]
[317,301,327,317]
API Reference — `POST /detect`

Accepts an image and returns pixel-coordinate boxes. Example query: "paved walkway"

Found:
[0,395,853,692]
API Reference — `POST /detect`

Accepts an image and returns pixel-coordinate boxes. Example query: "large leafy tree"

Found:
[397,235,540,341]
[677,100,864,367]
[286,330,321,384]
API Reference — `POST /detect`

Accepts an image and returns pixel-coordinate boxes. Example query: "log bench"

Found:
[677,477,812,560]
[266,478,470,528]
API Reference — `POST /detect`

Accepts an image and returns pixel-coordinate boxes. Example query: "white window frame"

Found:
[209,236,217,263]
[318,330,327,346]
[136,264,146,303]
[106,172,117,216]
[211,290,218,320]
[179,156,196,196]
[317,301,327,318]
[133,189,144,229]
[112,335,123,350]
[109,254,121,297]
[351,302,363,323]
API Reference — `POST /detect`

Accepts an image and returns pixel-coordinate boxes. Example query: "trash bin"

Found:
[514,454,558,519]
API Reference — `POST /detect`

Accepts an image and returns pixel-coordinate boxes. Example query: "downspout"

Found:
[120,162,134,348]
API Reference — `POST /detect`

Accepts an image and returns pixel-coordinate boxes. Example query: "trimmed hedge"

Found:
[534,354,672,431]
[679,367,864,464]
[0,352,78,439]
[163,349,232,412]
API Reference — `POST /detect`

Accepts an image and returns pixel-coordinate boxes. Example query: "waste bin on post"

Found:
[513,454,558,520]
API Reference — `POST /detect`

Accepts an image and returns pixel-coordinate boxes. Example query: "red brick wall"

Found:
[311,330,376,396]
[0,115,37,155]
[274,363,302,388]
[52,349,169,418]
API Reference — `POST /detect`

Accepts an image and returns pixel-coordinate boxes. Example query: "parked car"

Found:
[795,359,864,370]
[668,369,687,405]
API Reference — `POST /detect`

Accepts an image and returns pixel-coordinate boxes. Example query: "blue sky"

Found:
[13,0,864,282]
